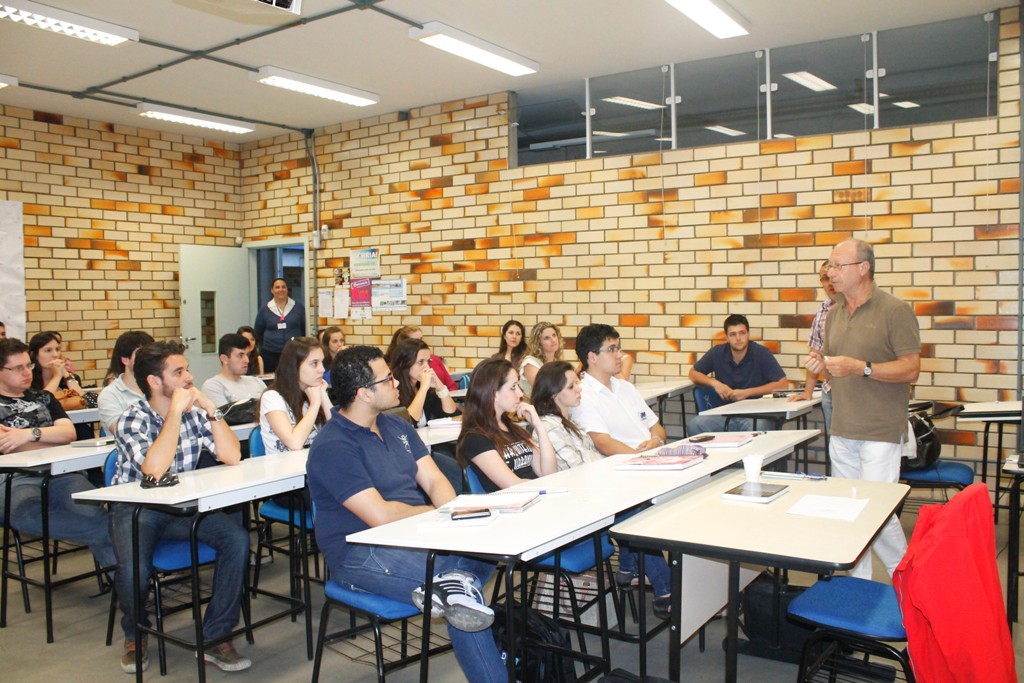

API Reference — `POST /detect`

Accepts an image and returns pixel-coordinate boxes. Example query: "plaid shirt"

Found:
[809,299,834,393]
[113,400,216,485]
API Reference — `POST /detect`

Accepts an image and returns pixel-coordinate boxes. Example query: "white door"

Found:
[179,245,251,385]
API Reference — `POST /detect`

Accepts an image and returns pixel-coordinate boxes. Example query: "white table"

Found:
[0,439,115,642]
[636,379,695,437]
[611,470,909,683]
[958,401,1022,521]
[73,450,312,682]
[698,395,820,427]
[415,424,461,448]
[66,407,99,425]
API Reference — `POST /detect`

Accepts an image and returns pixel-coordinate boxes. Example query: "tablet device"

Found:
[721,482,789,503]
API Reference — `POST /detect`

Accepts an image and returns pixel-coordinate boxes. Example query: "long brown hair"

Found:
[530,361,583,439]
[456,358,533,467]
[390,338,429,408]
[492,320,527,369]
[384,325,422,365]
[321,326,344,366]
[236,325,261,376]
[259,337,326,428]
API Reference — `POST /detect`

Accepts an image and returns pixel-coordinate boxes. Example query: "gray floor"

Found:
[3,497,1023,682]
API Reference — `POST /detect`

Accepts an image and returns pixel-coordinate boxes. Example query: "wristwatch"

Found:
[863,361,873,377]
[31,427,42,442]
[209,409,225,422]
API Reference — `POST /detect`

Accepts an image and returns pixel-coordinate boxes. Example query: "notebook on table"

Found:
[690,433,756,448]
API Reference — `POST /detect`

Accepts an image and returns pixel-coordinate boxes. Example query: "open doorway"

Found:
[253,242,308,334]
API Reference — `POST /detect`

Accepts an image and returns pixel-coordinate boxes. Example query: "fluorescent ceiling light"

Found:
[773,133,794,139]
[593,130,629,138]
[655,137,672,142]
[602,95,665,110]
[664,0,749,39]
[893,101,919,108]
[848,103,874,115]
[0,73,17,89]
[136,104,254,134]
[409,21,537,76]
[706,124,745,137]
[253,66,378,107]
[0,0,137,46]
[782,71,837,92]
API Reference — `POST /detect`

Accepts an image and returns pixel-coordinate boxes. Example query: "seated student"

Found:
[307,346,505,682]
[320,326,346,386]
[98,331,155,435]
[111,341,250,674]
[258,337,332,455]
[201,333,268,408]
[519,322,563,398]
[686,313,789,436]
[236,326,264,376]
[455,358,556,492]
[490,320,527,371]
[532,360,673,617]
[29,331,87,411]
[384,324,457,392]
[0,337,116,575]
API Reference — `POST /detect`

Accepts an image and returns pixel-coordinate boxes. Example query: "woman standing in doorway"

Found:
[253,278,305,373]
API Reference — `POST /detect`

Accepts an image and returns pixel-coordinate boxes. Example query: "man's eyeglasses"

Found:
[597,345,623,355]
[824,260,865,271]
[1,363,34,373]
[364,373,395,389]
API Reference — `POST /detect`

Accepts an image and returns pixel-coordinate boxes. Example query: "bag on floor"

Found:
[491,601,577,683]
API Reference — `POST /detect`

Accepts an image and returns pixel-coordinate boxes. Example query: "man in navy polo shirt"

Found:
[687,313,789,436]
[307,346,504,682]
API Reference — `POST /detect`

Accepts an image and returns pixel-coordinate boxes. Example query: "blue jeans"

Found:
[686,414,753,437]
[614,508,672,597]
[110,503,249,641]
[821,390,833,434]
[1,472,116,569]
[337,545,506,683]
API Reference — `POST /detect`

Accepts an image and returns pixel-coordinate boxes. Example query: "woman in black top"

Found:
[455,358,555,493]
[391,339,460,427]
[237,325,264,376]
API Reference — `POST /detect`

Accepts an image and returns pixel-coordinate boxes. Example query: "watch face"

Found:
[32,427,42,441]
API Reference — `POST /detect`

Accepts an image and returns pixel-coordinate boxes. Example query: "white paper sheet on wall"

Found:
[0,201,26,340]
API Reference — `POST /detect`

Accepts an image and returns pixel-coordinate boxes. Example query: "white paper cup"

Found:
[743,454,763,482]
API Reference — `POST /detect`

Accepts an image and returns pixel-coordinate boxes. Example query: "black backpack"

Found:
[491,601,577,683]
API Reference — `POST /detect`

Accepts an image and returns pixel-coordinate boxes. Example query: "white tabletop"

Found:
[67,407,99,425]
[232,421,257,439]
[636,379,694,403]
[698,395,820,419]
[73,449,309,513]
[415,424,461,447]
[0,440,114,476]
[957,400,1022,423]
[347,430,818,562]
[611,469,909,572]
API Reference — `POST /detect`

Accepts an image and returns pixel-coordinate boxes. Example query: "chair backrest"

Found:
[103,449,118,487]
[248,425,266,457]
[465,465,486,494]
[693,385,724,412]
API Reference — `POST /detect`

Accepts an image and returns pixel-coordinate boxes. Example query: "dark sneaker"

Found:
[615,569,640,589]
[653,595,672,620]
[203,641,252,672]
[121,637,149,674]
[411,569,494,632]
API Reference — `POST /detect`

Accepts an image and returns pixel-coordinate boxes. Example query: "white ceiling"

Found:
[0,0,1012,143]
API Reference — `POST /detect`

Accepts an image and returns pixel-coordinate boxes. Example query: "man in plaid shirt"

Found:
[111,341,251,675]
[790,261,837,429]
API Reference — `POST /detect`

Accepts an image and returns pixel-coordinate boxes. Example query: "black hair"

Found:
[723,314,749,333]
[531,361,584,440]
[331,345,383,409]
[390,338,430,409]
[106,331,155,382]
[574,323,618,370]
[28,331,62,390]
[0,337,28,369]
[262,337,326,428]
[218,333,250,359]
[133,341,186,400]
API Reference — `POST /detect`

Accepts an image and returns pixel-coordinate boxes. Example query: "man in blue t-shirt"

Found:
[687,314,789,436]
[307,346,505,682]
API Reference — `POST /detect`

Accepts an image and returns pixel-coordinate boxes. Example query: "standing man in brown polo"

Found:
[805,238,920,580]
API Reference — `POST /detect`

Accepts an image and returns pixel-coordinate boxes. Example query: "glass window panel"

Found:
[770,35,873,138]
[589,65,674,156]
[877,15,996,127]
[676,51,764,149]
[515,90,588,166]
[200,291,216,354]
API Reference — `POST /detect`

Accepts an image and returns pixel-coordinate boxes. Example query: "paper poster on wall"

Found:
[350,248,381,278]
[350,277,372,308]
[0,201,26,341]
[333,286,350,319]
[372,278,408,311]
[317,288,334,319]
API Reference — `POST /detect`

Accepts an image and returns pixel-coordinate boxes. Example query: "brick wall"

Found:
[1,7,1020,465]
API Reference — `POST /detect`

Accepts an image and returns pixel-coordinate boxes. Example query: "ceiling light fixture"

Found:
[773,133,794,139]
[593,130,629,137]
[602,95,666,110]
[782,71,837,92]
[409,21,538,76]
[893,101,920,108]
[0,0,138,46]
[706,124,745,137]
[664,0,749,39]
[848,103,874,115]
[252,66,378,106]
[136,103,254,134]
[0,73,17,89]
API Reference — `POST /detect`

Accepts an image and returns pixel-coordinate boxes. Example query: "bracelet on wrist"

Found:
[435,388,450,399]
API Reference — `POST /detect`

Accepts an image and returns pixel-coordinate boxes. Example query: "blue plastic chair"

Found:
[692,385,734,430]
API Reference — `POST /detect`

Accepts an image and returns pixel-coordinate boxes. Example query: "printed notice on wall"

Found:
[350,248,381,279]
[0,201,26,340]
[333,286,350,319]
[350,277,372,308]
[317,288,334,319]
[371,278,407,311]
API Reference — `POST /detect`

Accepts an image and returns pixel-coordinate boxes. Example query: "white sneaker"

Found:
[411,570,494,632]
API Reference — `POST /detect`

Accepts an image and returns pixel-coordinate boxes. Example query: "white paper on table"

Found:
[786,495,869,522]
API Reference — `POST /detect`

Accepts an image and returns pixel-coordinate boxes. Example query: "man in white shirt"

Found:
[570,323,667,455]
[201,333,267,408]
[98,331,154,435]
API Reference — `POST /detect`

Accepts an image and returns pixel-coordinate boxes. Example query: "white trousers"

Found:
[829,435,908,580]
